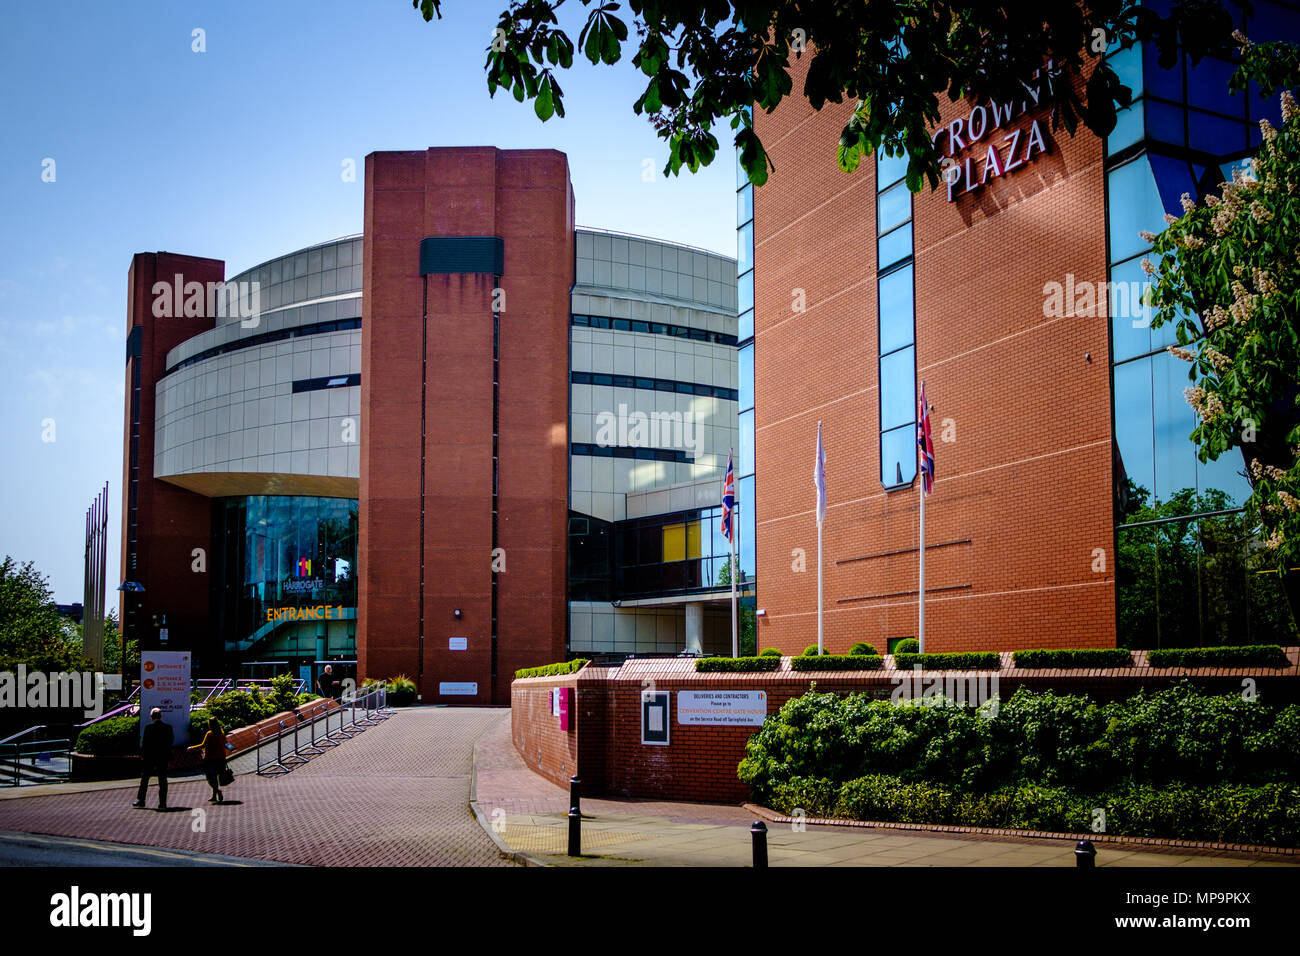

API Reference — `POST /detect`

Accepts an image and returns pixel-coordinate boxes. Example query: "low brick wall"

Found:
[512,649,1300,804]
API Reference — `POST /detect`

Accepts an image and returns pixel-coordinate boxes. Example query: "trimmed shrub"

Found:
[801,645,827,656]
[514,658,589,680]
[1146,644,1289,669]
[759,647,783,657]
[848,642,878,656]
[205,689,273,731]
[74,715,140,756]
[696,656,781,673]
[893,651,1000,670]
[789,654,884,672]
[1012,647,1134,669]
[893,638,920,655]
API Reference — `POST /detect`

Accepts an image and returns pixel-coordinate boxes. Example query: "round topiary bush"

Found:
[760,647,783,657]
[801,645,826,657]
[849,642,878,656]
[893,638,920,655]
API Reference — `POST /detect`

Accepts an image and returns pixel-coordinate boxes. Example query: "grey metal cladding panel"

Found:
[419,236,505,275]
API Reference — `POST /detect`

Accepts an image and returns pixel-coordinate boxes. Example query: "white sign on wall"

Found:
[139,651,192,745]
[448,637,467,651]
[676,690,767,726]
[439,682,477,696]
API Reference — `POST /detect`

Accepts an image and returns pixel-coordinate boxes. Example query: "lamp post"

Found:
[117,581,145,682]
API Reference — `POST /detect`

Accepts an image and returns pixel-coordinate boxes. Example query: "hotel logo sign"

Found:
[934,63,1058,201]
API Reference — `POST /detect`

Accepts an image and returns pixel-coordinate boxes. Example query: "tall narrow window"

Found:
[877,150,916,489]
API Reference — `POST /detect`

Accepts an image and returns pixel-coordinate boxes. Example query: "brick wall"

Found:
[751,53,1116,655]
[514,651,1300,804]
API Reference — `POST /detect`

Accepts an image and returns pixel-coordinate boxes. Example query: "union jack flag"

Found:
[918,381,935,496]
[721,451,736,542]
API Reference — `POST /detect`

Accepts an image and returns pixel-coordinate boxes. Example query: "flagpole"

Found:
[918,384,926,654]
[816,421,824,655]
[730,517,738,658]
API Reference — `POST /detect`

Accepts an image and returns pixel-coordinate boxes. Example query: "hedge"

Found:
[892,651,1000,670]
[893,638,920,655]
[801,645,828,657]
[696,656,782,673]
[848,642,877,656]
[759,648,783,657]
[75,709,213,756]
[1146,645,1289,669]
[514,658,589,680]
[1012,648,1134,669]
[767,774,1300,847]
[789,654,884,672]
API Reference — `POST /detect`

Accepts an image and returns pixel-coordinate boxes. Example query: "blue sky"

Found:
[0,1,738,604]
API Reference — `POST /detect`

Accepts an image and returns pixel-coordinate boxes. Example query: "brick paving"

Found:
[0,708,514,867]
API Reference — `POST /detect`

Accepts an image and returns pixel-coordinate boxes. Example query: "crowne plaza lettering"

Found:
[934,62,1057,201]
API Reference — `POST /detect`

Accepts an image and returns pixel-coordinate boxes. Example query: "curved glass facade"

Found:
[212,495,358,654]
[1105,2,1297,647]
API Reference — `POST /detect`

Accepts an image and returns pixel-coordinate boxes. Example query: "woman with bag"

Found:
[189,717,234,804]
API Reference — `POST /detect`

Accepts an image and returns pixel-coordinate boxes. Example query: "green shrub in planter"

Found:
[893,638,920,655]
[514,658,589,679]
[74,715,140,756]
[759,647,783,657]
[801,645,828,657]
[848,642,879,656]
[386,674,417,706]
[790,654,884,672]
[1146,645,1289,669]
[696,656,781,673]
[1012,648,1134,669]
[205,689,273,731]
[893,651,1000,670]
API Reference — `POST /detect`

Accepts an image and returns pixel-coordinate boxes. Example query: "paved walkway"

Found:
[0,708,512,866]
[471,718,1299,867]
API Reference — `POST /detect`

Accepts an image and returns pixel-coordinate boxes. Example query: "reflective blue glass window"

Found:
[879,346,916,430]
[1186,56,1238,115]
[1113,358,1155,510]
[738,343,754,410]
[879,266,915,356]
[1141,46,1183,100]
[1152,352,1198,503]
[1108,157,1168,263]
[738,475,756,578]
[737,221,753,274]
[1109,255,1157,361]
[1107,43,1143,94]
[737,183,753,227]
[739,409,754,476]
[881,424,918,488]
[877,149,908,190]
[1198,446,1251,507]
[738,308,753,342]
[738,269,753,314]
[877,181,912,233]
[878,222,912,270]
[1108,100,1146,154]
[1188,109,1248,155]
[1144,99,1186,147]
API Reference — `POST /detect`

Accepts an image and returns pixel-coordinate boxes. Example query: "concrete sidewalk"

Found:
[471,718,1299,868]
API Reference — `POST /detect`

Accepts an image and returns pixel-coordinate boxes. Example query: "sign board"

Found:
[448,637,468,651]
[641,691,669,745]
[558,686,572,732]
[677,690,768,726]
[139,650,191,746]
[551,688,561,717]
[439,682,477,696]
[158,628,169,644]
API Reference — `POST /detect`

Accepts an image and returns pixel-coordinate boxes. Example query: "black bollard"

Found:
[751,821,768,868]
[570,775,581,817]
[567,806,582,857]
[1075,839,1096,868]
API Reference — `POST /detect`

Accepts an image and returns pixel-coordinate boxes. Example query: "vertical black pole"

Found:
[1075,840,1096,868]
[751,821,768,868]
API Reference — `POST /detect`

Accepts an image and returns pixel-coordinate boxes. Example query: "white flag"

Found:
[814,421,826,526]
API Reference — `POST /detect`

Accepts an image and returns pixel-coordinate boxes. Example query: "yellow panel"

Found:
[687,521,702,559]
[662,523,686,563]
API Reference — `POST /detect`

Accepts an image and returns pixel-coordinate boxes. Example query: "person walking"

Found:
[133,708,173,810]
[189,716,233,804]
[316,664,337,700]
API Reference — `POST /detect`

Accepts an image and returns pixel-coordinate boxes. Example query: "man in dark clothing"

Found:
[317,665,338,700]
[133,707,173,810]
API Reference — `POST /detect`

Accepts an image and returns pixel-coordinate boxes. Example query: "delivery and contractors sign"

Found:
[676,690,767,727]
